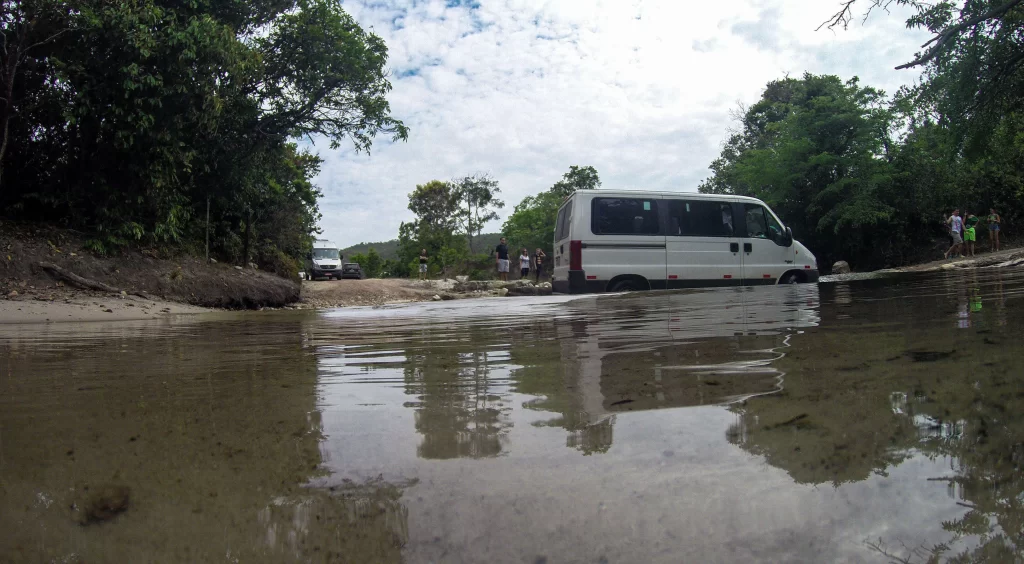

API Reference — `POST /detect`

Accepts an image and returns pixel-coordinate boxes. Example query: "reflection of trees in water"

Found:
[403,336,513,459]
[566,416,615,455]
[514,319,616,455]
[256,477,414,564]
[901,377,1024,561]
[729,285,1024,562]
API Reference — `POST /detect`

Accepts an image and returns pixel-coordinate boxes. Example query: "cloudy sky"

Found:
[315,0,930,247]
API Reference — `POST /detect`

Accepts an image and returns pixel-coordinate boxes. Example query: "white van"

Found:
[307,239,343,280]
[551,190,818,293]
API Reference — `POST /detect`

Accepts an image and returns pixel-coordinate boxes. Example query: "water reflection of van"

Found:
[556,284,820,426]
[551,190,819,294]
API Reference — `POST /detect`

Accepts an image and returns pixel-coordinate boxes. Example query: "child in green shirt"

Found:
[962,213,978,257]
[964,213,979,257]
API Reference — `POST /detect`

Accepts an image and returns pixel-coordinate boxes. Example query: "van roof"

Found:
[567,189,765,203]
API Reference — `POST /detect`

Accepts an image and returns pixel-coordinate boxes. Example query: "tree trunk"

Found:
[205,197,210,262]
[0,51,21,191]
[242,206,252,268]
[466,200,475,253]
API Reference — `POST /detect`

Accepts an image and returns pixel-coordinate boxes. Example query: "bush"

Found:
[258,243,302,282]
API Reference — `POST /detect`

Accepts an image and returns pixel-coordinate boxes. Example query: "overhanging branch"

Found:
[895,0,1024,69]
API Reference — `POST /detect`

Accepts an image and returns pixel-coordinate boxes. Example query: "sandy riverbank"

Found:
[0,292,213,324]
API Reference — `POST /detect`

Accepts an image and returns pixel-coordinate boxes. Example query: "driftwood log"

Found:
[38,262,158,301]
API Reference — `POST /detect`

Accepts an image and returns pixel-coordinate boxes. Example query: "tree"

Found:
[453,174,503,254]
[821,0,1024,147]
[550,165,601,198]
[0,0,407,275]
[253,0,409,151]
[698,74,900,269]
[349,247,383,278]
[502,166,600,257]
[397,180,464,274]
[0,0,74,189]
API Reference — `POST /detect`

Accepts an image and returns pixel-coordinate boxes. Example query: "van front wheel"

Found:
[780,272,801,284]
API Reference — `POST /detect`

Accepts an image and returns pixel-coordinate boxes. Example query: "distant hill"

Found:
[340,239,401,260]
[341,232,504,261]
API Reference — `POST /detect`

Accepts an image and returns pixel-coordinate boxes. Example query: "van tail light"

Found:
[570,240,582,270]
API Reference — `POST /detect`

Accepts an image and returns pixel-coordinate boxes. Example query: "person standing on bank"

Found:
[519,248,530,279]
[944,209,964,260]
[534,248,547,283]
[988,208,1002,252]
[494,237,510,281]
[964,212,979,258]
[419,249,428,280]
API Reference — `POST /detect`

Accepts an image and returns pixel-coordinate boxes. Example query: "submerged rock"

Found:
[831,261,851,274]
[76,484,131,525]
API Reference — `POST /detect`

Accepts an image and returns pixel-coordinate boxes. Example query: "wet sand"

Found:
[0,293,212,323]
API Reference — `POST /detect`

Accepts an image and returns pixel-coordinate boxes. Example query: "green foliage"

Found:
[550,165,602,198]
[502,165,600,258]
[0,0,405,274]
[453,174,504,254]
[701,71,1023,269]
[348,247,383,278]
[825,0,1024,151]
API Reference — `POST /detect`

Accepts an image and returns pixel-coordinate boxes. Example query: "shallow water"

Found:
[2,268,1024,563]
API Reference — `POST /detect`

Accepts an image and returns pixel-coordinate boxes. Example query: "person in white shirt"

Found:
[944,209,964,260]
[519,248,530,279]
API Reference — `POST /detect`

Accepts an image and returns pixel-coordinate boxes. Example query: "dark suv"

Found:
[341,263,365,279]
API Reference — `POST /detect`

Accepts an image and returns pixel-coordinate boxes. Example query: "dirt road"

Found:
[300,279,440,308]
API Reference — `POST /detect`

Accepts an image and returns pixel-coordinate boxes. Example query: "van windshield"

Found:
[313,248,340,260]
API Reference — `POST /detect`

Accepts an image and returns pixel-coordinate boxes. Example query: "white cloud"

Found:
[316,0,930,247]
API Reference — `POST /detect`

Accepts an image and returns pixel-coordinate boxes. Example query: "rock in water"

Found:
[77,484,131,525]
[831,261,851,274]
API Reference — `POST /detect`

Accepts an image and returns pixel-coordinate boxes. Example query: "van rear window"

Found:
[555,203,571,241]
[591,198,660,235]
[667,200,735,237]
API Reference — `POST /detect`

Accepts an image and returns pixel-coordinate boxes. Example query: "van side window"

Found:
[744,204,782,240]
[667,200,735,237]
[591,198,660,235]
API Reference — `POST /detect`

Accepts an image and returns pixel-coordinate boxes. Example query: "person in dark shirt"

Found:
[418,249,428,280]
[494,237,509,281]
[534,248,547,283]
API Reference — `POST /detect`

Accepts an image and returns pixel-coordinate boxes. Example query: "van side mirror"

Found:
[784,226,794,247]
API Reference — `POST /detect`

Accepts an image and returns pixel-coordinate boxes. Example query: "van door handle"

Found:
[743,243,752,253]
[730,243,739,253]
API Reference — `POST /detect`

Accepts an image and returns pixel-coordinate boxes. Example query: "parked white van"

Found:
[551,190,819,293]
[307,239,343,280]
